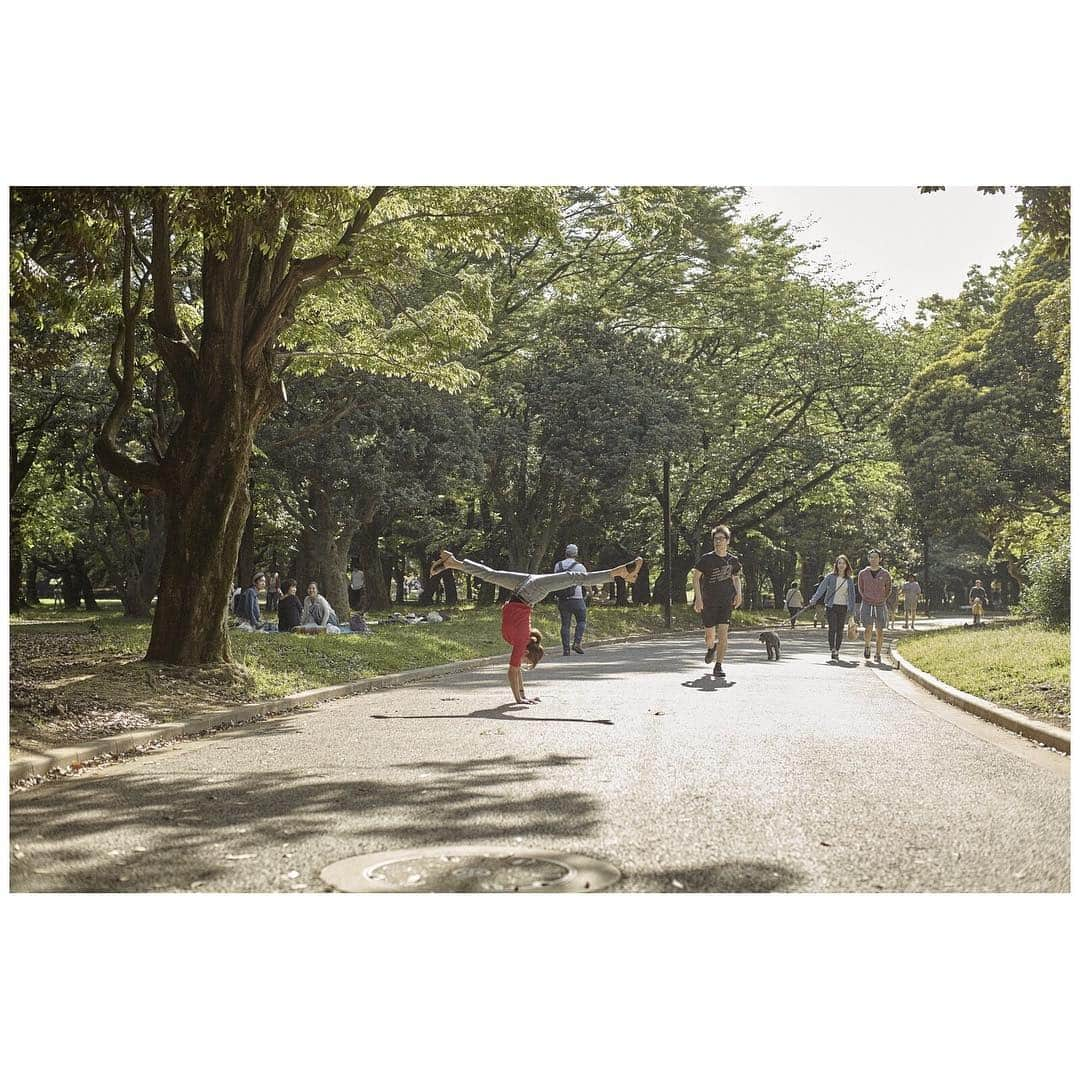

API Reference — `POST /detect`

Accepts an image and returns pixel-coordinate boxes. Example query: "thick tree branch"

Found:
[148,190,198,406]
[244,186,391,365]
[95,205,166,495]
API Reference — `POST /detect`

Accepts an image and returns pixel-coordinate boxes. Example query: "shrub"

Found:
[1019,539,1070,626]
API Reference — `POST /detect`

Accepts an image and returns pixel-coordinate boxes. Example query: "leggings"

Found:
[827,605,848,653]
[459,558,621,605]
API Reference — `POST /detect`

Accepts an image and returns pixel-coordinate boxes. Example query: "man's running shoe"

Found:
[572,644,584,655]
[705,644,717,664]
[864,646,871,659]
[713,662,725,679]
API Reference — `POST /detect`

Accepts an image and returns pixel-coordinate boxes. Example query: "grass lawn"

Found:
[8,601,766,754]
[898,623,1070,730]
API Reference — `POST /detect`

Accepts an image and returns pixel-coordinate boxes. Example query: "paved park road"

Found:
[9,629,1070,893]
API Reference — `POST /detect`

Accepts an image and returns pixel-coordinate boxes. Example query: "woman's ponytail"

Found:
[525,629,544,668]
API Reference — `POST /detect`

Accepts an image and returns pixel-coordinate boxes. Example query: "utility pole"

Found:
[663,455,672,629]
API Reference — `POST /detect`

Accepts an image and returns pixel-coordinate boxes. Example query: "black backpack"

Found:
[553,559,582,602]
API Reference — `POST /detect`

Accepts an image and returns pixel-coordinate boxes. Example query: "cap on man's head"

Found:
[565,544,578,557]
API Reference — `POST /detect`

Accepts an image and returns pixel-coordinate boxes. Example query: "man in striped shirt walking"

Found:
[857,549,892,664]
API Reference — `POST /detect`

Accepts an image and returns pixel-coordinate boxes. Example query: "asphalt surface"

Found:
[8,626,1070,893]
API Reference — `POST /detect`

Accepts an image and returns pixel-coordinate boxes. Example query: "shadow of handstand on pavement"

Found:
[681,675,736,692]
[370,705,612,725]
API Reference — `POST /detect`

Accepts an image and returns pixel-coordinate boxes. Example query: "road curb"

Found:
[9,626,700,785]
[890,644,1070,755]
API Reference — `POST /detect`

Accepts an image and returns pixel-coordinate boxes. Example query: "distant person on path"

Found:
[349,562,367,611]
[266,572,282,614]
[809,575,825,628]
[900,573,922,629]
[691,524,743,680]
[857,549,892,663]
[277,579,304,632]
[302,581,342,631]
[784,581,804,623]
[968,579,989,625]
[429,549,642,705]
[798,555,858,662]
[886,580,900,630]
[553,544,589,655]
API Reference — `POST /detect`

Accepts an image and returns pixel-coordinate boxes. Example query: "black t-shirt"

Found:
[694,551,742,600]
[969,587,988,604]
[277,593,304,632]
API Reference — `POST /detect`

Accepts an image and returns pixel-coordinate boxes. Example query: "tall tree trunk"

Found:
[296,483,350,619]
[922,531,932,617]
[10,518,25,613]
[631,559,651,605]
[115,494,167,617]
[442,569,459,606]
[236,494,256,589]
[60,567,82,610]
[74,554,99,610]
[653,553,694,610]
[145,405,255,665]
[355,525,391,611]
[25,556,41,607]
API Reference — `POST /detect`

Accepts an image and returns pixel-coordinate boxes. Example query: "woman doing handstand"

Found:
[430,550,643,705]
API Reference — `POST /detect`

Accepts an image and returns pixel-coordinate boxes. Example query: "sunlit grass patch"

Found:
[899,623,1070,729]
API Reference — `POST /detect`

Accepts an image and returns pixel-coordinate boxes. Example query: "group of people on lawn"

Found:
[233,575,351,634]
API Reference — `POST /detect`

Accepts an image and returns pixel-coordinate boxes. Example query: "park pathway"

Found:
[9,627,1069,892]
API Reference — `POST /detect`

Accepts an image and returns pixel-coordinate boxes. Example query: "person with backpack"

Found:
[429,548,642,705]
[553,544,589,655]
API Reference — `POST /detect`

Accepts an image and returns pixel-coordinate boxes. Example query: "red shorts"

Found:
[501,600,533,668]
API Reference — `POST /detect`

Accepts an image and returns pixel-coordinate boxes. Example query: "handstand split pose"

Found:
[430,550,643,705]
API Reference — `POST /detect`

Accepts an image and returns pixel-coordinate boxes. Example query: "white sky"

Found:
[743,186,1022,320]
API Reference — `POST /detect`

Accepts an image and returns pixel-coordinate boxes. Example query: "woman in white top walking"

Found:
[784,581,804,623]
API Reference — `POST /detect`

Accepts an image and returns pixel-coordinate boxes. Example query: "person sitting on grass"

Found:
[429,549,643,706]
[277,579,304,633]
[301,581,342,633]
[235,572,277,632]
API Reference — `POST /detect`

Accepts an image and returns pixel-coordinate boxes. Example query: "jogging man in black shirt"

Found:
[691,523,743,679]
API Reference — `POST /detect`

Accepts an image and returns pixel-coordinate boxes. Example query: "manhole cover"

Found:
[320,846,620,893]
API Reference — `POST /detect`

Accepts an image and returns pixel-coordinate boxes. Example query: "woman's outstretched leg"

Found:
[431,552,530,594]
